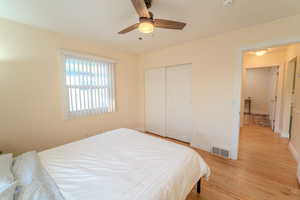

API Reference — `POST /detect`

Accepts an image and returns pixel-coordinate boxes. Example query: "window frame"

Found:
[60,50,117,119]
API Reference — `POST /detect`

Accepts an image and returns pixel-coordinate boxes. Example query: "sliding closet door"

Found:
[145,68,166,136]
[166,64,192,143]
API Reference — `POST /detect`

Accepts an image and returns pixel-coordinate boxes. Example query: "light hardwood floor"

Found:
[186,124,300,200]
[147,122,300,199]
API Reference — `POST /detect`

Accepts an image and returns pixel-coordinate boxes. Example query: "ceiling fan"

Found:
[118,0,186,34]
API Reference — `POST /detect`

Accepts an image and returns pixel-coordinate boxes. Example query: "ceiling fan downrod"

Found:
[144,0,152,9]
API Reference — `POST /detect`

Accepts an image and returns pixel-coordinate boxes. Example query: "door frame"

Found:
[287,57,297,140]
[232,38,300,160]
[270,66,280,131]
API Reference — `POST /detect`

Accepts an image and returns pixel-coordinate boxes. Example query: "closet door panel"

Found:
[145,68,166,136]
[166,64,192,142]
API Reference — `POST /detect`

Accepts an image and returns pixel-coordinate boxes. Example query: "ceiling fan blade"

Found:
[131,0,150,18]
[118,23,139,34]
[154,19,186,30]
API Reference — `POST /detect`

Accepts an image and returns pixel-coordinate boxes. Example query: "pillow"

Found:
[17,180,58,200]
[0,154,14,186]
[12,151,65,200]
[12,151,42,185]
[0,182,16,200]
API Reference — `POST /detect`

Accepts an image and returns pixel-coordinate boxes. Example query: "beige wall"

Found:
[0,19,139,155]
[244,68,273,115]
[137,14,300,159]
[243,50,287,68]
[2,13,300,160]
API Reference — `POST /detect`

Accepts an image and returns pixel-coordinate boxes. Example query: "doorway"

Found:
[236,42,300,162]
[236,44,300,186]
[243,66,279,130]
[240,44,300,136]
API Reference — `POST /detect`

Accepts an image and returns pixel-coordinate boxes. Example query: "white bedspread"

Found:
[39,128,210,200]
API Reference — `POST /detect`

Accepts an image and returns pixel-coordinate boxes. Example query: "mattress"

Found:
[39,128,210,200]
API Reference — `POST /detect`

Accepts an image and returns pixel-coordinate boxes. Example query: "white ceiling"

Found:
[1,0,300,54]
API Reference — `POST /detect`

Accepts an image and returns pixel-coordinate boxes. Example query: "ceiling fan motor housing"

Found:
[139,16,154,24]
[140,12,154,22]
[144,0,152,9]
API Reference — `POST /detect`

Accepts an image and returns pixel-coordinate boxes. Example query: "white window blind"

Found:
[62,51,116,119]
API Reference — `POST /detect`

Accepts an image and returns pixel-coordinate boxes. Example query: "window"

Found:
[62,51,116,119]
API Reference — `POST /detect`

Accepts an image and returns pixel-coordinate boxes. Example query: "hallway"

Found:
[188,124,300,200]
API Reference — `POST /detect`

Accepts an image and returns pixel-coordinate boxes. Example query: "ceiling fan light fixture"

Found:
[138,21,154,33]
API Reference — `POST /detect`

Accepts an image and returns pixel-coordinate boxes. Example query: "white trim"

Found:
[274,126,284,135]
[60,49,117,64]
[144,63,193,71]
[60,51,116,119]
[289,143,300,184]
[231,49,243,160]
[134,127,145,132]
[288,142,299,163]
[294,109,300,115]
[191,143,210,152]
[280,131,289,138]
[245,65,279,69]
[250,111,269,115]
[233,37,300,160]
[274,127,281,134]
[59,51,69,120]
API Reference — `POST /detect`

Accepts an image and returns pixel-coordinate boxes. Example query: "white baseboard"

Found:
[290,142,300,184]
[280,131,289,138]
[191,142,210,153]
[134,127,145,132]
[251,111,269,115]
[288,142,299,163]
[274,127,281,134]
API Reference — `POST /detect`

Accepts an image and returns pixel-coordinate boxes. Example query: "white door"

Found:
[145,68,166,136]
[269,67,279,131]
[282,58,297,138]
[166,64,192,143]
[288,58,297,139]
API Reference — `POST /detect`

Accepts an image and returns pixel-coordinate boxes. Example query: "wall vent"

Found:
[211,146,230,159]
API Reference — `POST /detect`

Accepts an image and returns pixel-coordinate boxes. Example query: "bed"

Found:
[38,128,210,200]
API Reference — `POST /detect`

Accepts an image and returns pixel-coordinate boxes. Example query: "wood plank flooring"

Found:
[186,125,300,200]
[147,122,300,199]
